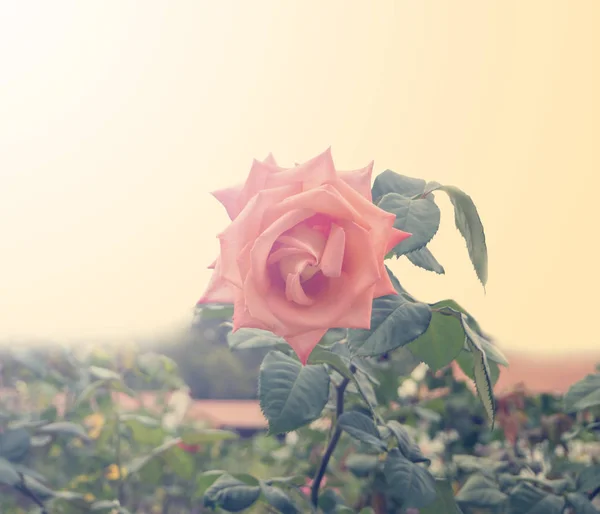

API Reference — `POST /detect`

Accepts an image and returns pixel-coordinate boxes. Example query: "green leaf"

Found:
[264,476,306,487]
[124,418,164,446]
[383,448,437,509]
[565,373,600,412]
[181,428,239,444]
[461,315,496,426]
[196,470,226,499]
[0,457,20,486]
[329,341,380,385]
[428,298,483,332]
[350,369,379,414]
[477,337,509,368]
[377,193,441,256]
[11,464,47,483]
[199,304,234,320]
[348,295,432,357]
[413,406,442,423]
[345,454,380,478]
[456,349,500,386]
[307,346,353,380]
[407,308,464,371]
[419,479,464,514]
[578,464,600,494]
[125,437,181,477]
[455,474,507,508]
[136,352,181,386]
[0,428,30,463]
[17,474,57,502]
[228,328,288,351]
[566,492,600,514]
[459,312,507,367]
[372,171,429,204]
[91,500,121,511]
[37,422,91,442]
[203,473,261,512]
[337,412,387,451]
[406,246,445,274]
[386,420,428,463]
[318,488,345,512]
[89,365,122,382]
[74,379,110,407]
[260,482,299,514]
[509,482,565,514]
[259,351,330,434]
[10,349,48,377]
[453,454,509,474]
[430,184,488,287]
[163,445,195,480]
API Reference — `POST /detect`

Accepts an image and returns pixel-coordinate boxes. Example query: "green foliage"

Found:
[375,169,488,287]
[347,294,432,357]
[203,474,261,511]
[431,184,489,287]
[420,480,465,514]
[565,373,600,413]
[259,351,330,434]
[337,412,387,452]
[377,192,441,255]
[407,307,465,372]
[5,167,600,514]
[383,448,437,508]
[406,246,445,274]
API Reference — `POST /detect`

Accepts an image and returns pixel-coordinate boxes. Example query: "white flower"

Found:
[410,363,429,382]
[162,387,191,430]
[397,379,418,399]
[309,417,331,431]
[285,431,299,445]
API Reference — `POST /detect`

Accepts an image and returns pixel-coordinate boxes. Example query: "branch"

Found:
[311,376,350,508]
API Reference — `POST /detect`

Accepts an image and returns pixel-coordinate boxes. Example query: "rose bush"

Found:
[198,148,411,364]
[194,149,511,511]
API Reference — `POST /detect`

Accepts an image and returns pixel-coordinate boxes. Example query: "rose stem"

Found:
[310,374,351,509]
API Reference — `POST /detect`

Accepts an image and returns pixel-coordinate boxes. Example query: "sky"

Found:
[1,2,599,355]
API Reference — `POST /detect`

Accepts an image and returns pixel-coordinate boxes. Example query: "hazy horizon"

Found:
[2,2,599,356]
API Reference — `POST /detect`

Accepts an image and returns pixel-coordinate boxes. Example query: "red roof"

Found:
[185,400,267,429]
[2,352,598,430]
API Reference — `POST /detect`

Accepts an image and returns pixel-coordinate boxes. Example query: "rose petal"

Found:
[285,273,315,306]
[263,153,278,166]
[247,220,379,334]
[262,184,366,231]
[238,158,284,209]
[277,223,327,260]
[335,284,376,329]
[339,161,374,201]
[219,184,300,288]
[319,223,345,278]
[212,185,244,220]
[386,227,412,253]
[266,247,306,267]
[270,147,336,190]
[250,208,315,294]
[373,227,412,297]
[286,329,328,365]
[232,289,270,332]
[196,259,235,304]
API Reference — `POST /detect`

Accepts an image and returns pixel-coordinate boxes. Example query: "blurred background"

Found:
[1,2,599,397]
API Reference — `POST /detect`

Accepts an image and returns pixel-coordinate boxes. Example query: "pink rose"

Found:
[198,148,411,364]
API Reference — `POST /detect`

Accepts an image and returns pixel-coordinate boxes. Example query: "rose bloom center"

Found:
[266,215,341,307]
